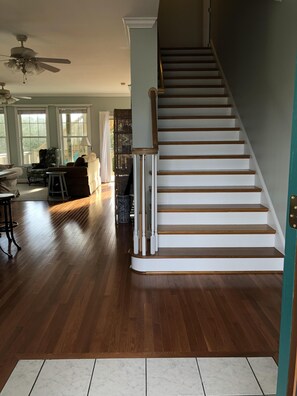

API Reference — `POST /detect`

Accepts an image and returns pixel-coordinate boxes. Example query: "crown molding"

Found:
[123,17,157,29]
[122,17,157,44]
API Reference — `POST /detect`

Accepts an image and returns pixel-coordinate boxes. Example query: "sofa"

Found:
[0,165,23,196]
[50,153,101,198]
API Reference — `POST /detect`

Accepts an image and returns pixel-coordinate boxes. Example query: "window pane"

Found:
[23,137,47,164]
[19,111,47,164]
[59,108,89,163]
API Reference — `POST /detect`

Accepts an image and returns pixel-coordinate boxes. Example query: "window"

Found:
[18,108,48,164]
[0,109,9,164]
[58,107,89,163]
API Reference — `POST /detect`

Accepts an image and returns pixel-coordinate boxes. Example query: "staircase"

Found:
[131,47,284,272]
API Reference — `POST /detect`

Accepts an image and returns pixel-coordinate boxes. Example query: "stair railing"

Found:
[133,88,159,256]
[158,37,165,94]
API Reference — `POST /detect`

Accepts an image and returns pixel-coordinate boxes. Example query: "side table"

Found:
[0,193,21,258]
[47,171,69,201]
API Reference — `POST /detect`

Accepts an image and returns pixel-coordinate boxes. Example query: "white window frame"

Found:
[0,107,11,165]
[57,105,91,164]
[16,106,49,165]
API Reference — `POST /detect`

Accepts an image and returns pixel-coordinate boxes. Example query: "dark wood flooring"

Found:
[0,184,282,390]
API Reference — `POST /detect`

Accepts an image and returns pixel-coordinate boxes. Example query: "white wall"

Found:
[211,0,297,231]
[158,0,203,47]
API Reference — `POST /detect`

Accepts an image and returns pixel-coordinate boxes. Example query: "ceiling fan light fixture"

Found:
[4,59,20,71]
[4,35,71,84]
[0,83,28,104]
[0,95,17,105]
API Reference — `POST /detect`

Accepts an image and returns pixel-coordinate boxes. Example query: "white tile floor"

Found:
[0,357,278,396]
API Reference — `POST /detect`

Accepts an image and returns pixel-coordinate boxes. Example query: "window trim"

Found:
[0,106,11,164]
[16,106,49,165]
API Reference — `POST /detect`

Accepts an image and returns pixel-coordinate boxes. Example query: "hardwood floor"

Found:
[0,183,282,390]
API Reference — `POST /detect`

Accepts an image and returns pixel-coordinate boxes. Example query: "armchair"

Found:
[27,148,60,185]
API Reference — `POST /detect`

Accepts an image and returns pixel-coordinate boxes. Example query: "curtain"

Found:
[99,111,112,183]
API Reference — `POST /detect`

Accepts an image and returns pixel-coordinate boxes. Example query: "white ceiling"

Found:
[0,0,159,97]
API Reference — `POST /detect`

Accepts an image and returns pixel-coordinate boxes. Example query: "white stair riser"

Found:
[164,87,225,95]
[158,131,240,142]
[158,158,250,170]
[165,78,222,86]
[157,212,268,225]
[158,118,236,128]
[161,49,213,55]
[157,174,255,186]
[158,234,275,248]
[164,70,220,77]
[164,62,217,69]
[131,257,284,272]
[159,144,245,155]
[158,97,229,106]
[158,107,232,117]
[162,55,215,62]
[157,192,262,205]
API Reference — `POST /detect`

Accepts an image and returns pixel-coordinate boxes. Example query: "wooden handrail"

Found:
[149,87,159,150]
[158,38,165,94]
[132,147,158,155]
[131,87,159,156]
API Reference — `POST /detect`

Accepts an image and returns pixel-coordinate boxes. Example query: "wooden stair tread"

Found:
[158,224,276,234]
[159,155,250,159]
[158,127,240,132]
[162,53,213,57]
[163,60,217,64]
[161,47,211,50]
[163,68,219,72]
[159,116,235,120]
[159,140,244,145]
[164,84,224,88]
[158,204,268,212]
[159,105,232,109]
[157,170,256,175]
[148,247,284,259]
[157,186,262,193]
[160,94,228,98]
[164,76,221,80]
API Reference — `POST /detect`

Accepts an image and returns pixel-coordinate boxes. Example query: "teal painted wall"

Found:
[277,57,297,396]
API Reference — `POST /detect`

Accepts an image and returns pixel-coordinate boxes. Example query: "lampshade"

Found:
[0,95,17,105]
[80,137,91,147]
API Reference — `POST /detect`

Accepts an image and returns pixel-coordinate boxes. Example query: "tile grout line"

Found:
[145,358,148,396]
[195,358,207,396]
[86,359,96,396]
[246,357,265,396]
[28,360,46,396]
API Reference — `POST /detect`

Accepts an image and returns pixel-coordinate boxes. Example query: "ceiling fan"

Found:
[1,34,71,83]
[0,82,31,104]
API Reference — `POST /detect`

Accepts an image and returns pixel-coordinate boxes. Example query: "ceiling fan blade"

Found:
[38,62,60,73]
[35,57,71,64]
